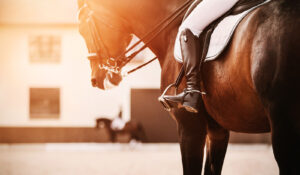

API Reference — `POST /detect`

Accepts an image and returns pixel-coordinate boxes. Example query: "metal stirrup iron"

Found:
[158,66,185,111]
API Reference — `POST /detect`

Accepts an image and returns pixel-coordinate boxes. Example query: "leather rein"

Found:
[78,0,193,76]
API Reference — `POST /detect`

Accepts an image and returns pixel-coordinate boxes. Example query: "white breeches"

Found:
[174,0,239,62]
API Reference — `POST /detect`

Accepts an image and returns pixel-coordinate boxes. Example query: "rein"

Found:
[79,0,193,76]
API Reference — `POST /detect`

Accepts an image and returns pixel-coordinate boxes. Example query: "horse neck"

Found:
[92,0,186,88]
[121,0,186,89]
[118,1,183,59]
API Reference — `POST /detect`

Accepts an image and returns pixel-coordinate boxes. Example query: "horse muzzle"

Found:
[91,77,105,89]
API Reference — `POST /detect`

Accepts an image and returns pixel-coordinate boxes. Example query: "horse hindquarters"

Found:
[254,30,300,174]
[251,1,300,173]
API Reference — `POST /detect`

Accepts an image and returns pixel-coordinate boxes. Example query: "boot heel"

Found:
[182,102,199,113]
[184,106,198,113]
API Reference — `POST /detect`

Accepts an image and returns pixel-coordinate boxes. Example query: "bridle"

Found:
[78,0,193,76]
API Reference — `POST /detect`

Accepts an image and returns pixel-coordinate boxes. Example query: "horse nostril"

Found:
[91,78,97,87]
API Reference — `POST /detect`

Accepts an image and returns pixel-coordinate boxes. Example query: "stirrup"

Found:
[158,84,207,112]
[158,83,178,111]
[158,66,185,111]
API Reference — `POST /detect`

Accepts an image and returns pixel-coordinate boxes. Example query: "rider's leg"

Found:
[167,0,239,113]
[174,0,239,61]
[165,28,203,113]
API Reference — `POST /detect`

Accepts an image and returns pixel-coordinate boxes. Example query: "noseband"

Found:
[78,0,193,75]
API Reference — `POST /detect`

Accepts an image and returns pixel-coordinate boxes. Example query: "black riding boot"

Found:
[164,29,205,113]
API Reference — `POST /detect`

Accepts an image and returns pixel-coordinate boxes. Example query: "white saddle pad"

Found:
[205,0,270,61]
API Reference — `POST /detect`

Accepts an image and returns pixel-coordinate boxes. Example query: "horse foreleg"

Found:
[106,128,116,142]
[136,124,147,142]
[174,108,207,175]
[204,117,229,175]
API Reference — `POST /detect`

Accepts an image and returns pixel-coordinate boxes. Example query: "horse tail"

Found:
[95,118,100,129]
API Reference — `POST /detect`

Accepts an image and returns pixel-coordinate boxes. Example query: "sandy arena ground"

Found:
[0,143,278,175]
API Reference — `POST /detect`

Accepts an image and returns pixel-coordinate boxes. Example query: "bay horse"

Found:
[95,117,147,142]
[78,0,300,174]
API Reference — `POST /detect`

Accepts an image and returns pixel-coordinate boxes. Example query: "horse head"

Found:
[77,0,187,90]
[78,0,133,90]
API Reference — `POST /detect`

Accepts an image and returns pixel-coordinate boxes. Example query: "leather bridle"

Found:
[78,0,193,76]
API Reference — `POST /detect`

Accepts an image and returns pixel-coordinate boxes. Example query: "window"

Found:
[29,88,60,119]
[29,35,61,63]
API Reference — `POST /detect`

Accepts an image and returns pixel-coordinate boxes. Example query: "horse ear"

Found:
[77,0,84,8]
[118,110,122,118]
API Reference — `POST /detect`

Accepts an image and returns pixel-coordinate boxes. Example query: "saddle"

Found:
[182,0,267,62]
[185,0,267,62]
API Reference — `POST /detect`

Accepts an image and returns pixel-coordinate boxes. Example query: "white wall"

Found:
[0,25,161,127]
[0,0,78,24]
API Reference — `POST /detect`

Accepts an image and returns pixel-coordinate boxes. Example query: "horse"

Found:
[78,0,300,174]
[95,117,147,142]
